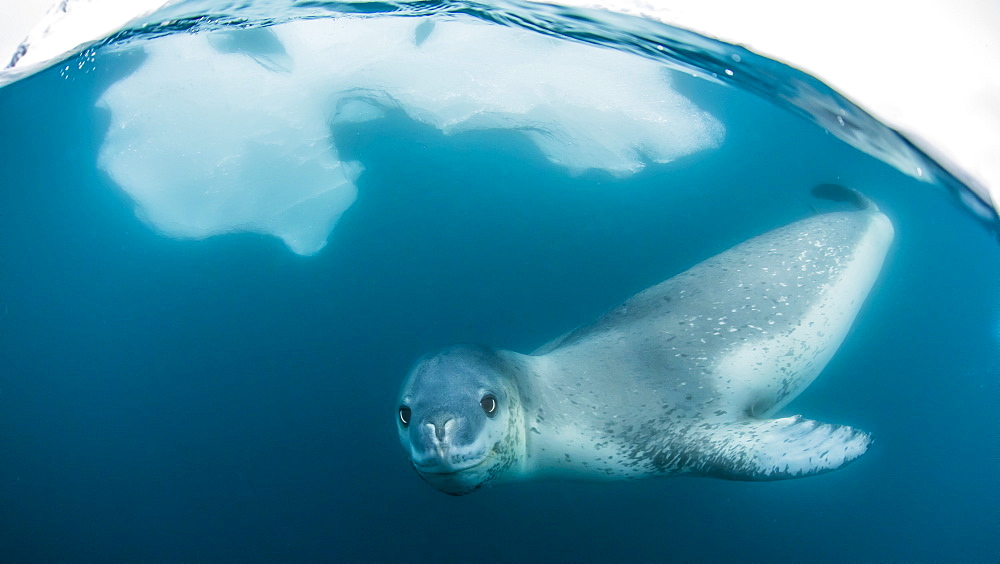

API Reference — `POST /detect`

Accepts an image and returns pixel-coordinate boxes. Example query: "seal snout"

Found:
[419,417,460,464]
[426,417,459,466]
[426,415,457,443]
[410,414,489,474]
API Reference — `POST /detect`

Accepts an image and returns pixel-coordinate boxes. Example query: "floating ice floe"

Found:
[96,17,724,255]
[4,1,999,221]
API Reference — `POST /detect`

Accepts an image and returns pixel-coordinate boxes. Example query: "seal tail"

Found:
[811,183,878,212]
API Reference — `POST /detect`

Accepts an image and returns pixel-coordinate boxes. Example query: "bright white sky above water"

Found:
[570,0,1000,213]
[1,0,998,216]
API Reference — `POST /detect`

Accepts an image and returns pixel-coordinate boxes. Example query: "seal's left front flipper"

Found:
[690,416,872,480]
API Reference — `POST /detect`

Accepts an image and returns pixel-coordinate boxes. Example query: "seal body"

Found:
[397,191,893,494]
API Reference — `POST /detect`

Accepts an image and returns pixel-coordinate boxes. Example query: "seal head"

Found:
[397,345,525,495]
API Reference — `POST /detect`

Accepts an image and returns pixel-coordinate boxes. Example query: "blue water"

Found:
[1,12,999,562]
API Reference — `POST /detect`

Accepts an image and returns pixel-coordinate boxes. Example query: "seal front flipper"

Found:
[681,416,872,480]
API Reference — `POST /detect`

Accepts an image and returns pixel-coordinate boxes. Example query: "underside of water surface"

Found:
[0,3,997,561]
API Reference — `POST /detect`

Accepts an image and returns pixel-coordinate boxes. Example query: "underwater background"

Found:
[0,8,998,562]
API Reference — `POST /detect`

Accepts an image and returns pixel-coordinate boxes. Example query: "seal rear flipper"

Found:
[811,183,875,210]
[692,415,872,480]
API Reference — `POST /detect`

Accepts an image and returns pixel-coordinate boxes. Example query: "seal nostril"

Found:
[434,418,452,441]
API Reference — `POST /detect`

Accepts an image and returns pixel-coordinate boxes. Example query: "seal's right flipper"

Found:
[692,415,872,480]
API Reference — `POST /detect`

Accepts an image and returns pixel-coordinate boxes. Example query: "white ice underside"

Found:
[96,17,724,255]
[3,1,997,214]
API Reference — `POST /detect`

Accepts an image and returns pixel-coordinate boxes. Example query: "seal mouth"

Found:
[412,453,497,496]
[412,452,493,475]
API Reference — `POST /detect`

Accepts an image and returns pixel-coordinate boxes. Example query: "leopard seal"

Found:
[397,185,893,495]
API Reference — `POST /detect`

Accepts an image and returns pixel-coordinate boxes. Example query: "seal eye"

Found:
[398,405,411,427]
[480,394,498,417]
